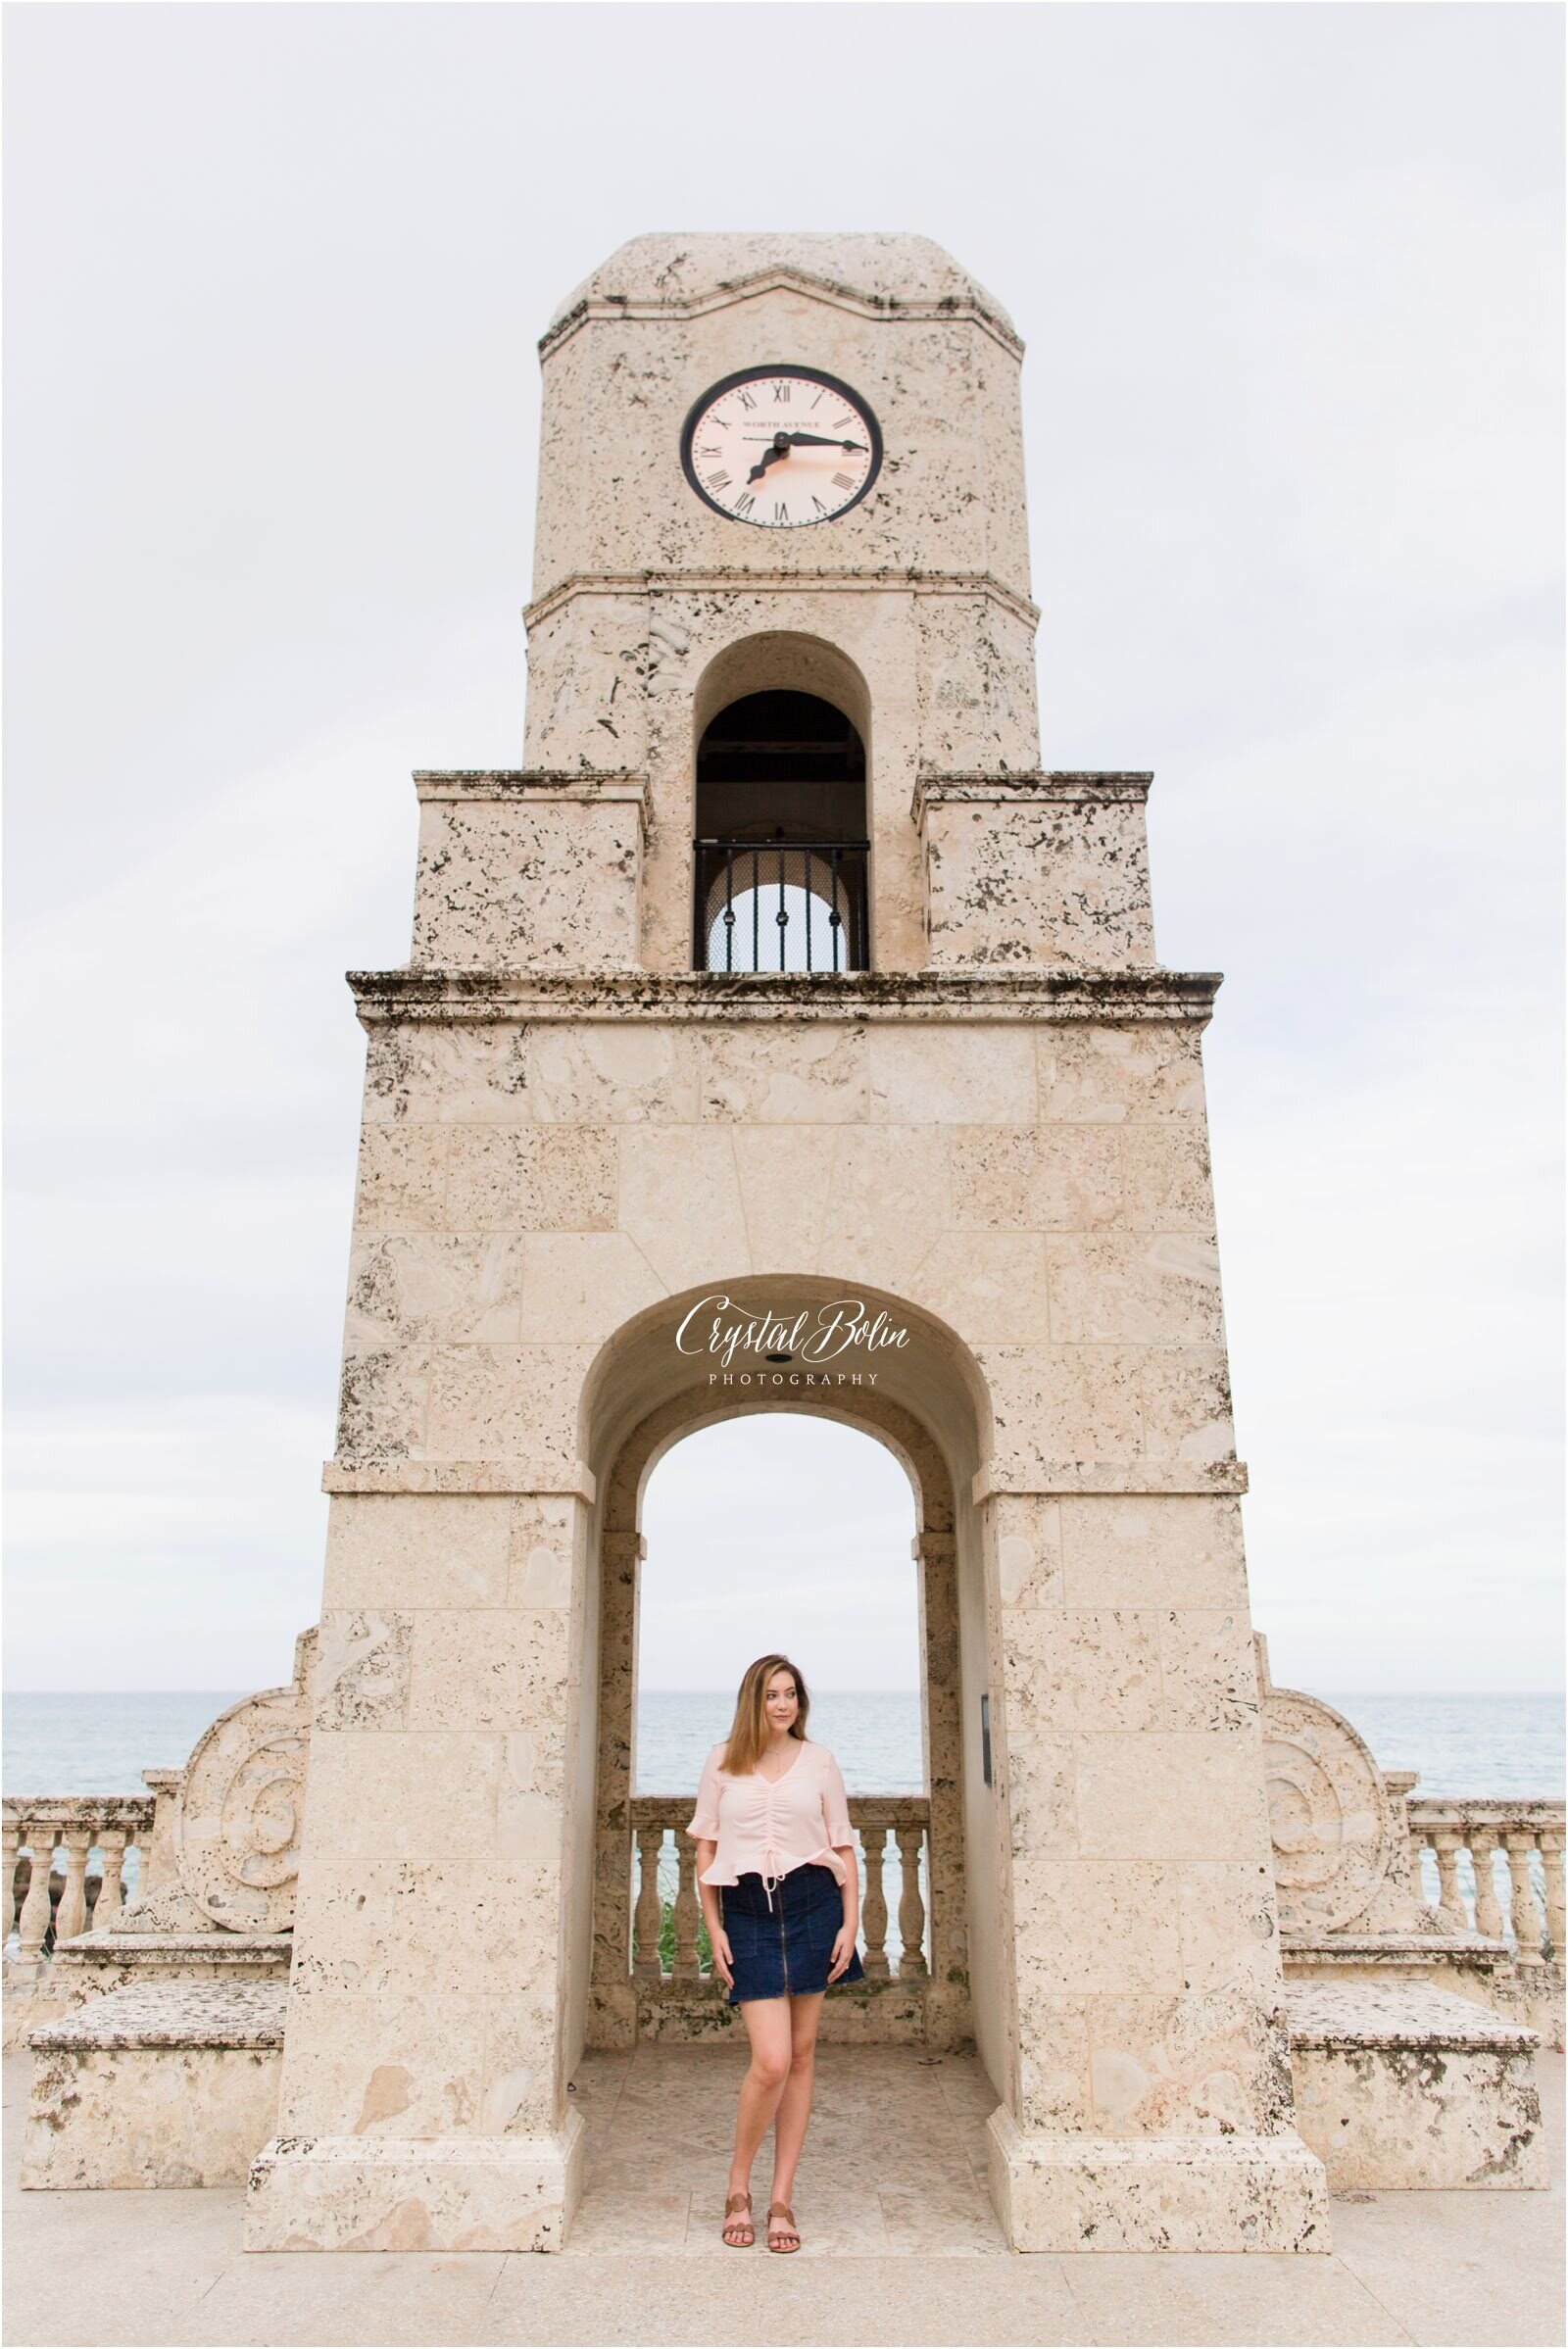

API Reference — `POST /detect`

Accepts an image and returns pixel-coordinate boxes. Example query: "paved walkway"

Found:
[4,2048,1563,2345]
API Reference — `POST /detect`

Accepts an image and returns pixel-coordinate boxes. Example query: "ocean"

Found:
[5,1687,1560,1800]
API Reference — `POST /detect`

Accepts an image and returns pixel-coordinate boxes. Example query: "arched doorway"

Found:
[565,1274,1003,2084]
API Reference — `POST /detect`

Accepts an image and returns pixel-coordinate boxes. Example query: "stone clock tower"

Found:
[245,235,1330,2256]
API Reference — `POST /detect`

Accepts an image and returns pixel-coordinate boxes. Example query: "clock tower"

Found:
[246,235,1330,2257]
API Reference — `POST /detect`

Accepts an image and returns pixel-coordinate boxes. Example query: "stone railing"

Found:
[1407,1799,1565,1959]
[3,1797,158,1967]
[629,1794,930,1983]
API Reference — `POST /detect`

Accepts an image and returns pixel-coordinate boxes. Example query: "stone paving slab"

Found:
[3,2052,1563,2347]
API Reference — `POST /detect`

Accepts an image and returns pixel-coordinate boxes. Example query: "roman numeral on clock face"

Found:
[734,491,756,517]
[832,472,855,491]
[707,472,732,491]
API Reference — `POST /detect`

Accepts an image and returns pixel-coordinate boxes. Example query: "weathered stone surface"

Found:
[411,776,649,972]
[21,1982,287,2190]
[917,776,1156,970]
[1259,1649,1398,1936]
[45,1930,290,2010]
[27,1981,287,2050]
[1285,1982,1545,2189]
[244,2120,586,2253]
[986,2106,1330,2253]
[173,1631,317,1933]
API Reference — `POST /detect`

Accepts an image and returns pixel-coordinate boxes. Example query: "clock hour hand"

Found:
[747,432,793,484]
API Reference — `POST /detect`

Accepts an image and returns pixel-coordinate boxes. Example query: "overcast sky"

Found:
[5,4,1561,1699]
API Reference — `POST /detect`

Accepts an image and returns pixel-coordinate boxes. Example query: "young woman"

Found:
[687,1652,866,2253]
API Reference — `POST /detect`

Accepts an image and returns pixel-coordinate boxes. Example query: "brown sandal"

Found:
[767,2200,801,2253]
[721,2189,754,2248]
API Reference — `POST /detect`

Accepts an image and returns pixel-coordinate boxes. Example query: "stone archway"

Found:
[585,1386,970,2053]
[558,1271,1007,2098]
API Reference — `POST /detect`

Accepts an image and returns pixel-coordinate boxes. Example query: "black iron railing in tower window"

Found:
[693,838,871,974]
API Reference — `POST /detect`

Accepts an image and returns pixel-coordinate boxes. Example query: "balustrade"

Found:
[627,1794,930,1984]
[2,1798,158,1968]
[1407,1800,1565,1958]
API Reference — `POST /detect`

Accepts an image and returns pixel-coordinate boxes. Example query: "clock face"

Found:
[680,367,882,528]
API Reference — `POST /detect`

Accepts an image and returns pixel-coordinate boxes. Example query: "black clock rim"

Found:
[679,365,884,527]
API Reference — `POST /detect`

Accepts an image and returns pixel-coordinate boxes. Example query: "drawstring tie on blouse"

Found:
[761,1781,782,1912]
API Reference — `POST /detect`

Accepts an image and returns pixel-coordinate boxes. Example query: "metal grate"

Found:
[693,839,870,973]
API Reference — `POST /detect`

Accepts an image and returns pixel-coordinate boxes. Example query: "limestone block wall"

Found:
[916,776,1157,970]
[984,1487,1287,2139]
[275,1488,590,2147]
[410,776,649,971]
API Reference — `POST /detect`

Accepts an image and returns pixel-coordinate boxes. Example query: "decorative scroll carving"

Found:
[1257,1637,1396,1935]
[172,1629,317,1932]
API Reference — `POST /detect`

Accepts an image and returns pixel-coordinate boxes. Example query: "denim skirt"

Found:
[720,1863,867,2005]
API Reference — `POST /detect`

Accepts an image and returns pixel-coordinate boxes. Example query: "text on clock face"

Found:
[680,367,882,528]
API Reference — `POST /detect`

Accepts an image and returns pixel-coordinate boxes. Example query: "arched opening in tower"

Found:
[692,690,870,973]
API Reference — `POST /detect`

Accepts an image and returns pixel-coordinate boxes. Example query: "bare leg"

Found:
[768,1990,824,2232]
[728,1997,793,2212]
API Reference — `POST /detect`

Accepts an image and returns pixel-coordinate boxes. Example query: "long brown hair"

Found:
[721,1654,809,1777]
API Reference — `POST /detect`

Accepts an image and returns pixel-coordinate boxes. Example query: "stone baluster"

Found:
[631,1825,665,1978]
[859,1822,890,1979]
[15,1825,57,1965]
[894,1823,928,1980]
[94,1829,129,1927]
[1538,1826,1565,1957]
[2,1818,21,1941]
[1467,1825,1505,1939]
[1427,1825,1467,1930]
[1502,1830,1547,1964]
[55,1828,93,1944]
[671,1835,702,1982]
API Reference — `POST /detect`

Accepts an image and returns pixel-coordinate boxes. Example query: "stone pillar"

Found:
[588,1526,645,2046]
[1539,1827,1565,1957]
[980,1482,1329,2254]
[912,1529,970,2048]
[244,1482,591,2253]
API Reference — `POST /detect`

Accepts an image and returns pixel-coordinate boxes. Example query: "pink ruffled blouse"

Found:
[687,1737,856,1910]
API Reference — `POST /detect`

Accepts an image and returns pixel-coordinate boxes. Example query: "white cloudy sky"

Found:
[5,5,1561,1698]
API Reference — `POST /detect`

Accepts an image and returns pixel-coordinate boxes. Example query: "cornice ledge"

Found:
[911,771,1154,822]
[345,966,1223,1028]
[413,770,650,809]
[523,567,1039,632]
[972,1459,1250,1502]
[539,267,1023,361]
[323,1459,598,1503]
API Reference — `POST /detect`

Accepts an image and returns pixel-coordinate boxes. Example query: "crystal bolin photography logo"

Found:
[675,1293,910,1388]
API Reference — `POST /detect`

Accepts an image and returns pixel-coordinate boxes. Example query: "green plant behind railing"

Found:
[658,1898,713,1973]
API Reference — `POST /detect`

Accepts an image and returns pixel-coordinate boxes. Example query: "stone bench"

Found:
[21,1982,286,2190]
[3,1929,292,2051]
[1285,1981,1545,2190]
